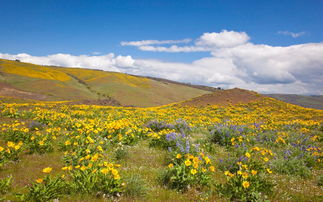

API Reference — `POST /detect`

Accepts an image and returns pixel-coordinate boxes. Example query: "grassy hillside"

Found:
[0,59,210,107]
[266,94,323,110]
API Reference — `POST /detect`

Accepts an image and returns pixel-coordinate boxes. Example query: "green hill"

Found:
[0,59,211,107]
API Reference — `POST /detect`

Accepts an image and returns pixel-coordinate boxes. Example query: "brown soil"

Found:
[68,98,121,106]
[180,88,263,107]
[0,82,48,100]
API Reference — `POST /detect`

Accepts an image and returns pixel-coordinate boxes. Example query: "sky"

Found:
[0,0,323,94]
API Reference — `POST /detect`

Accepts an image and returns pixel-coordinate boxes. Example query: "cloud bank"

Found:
[1,30,322,95]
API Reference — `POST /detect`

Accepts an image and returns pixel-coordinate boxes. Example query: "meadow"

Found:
[0,97,322,201]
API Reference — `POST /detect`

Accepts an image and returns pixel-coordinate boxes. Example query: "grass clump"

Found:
[124,174,148,198]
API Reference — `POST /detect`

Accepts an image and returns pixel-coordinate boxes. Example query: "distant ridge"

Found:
[266,94,323,110]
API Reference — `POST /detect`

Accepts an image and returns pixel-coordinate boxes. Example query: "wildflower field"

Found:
[0,97,322,201]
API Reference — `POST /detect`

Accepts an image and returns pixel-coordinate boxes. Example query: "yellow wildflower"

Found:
[42,167,53,174]
[251,170,257,175]
[245,152,251,158]
[242,181,250,188]
[36,178,43,183]
[185,159,192,166]
[190,169,197,175]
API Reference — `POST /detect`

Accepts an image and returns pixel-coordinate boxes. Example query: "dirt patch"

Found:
[180,88,263,107]
[0,82,48,100]
[68,98,121,106]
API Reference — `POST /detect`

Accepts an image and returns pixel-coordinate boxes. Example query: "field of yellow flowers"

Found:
[0,97,322,201]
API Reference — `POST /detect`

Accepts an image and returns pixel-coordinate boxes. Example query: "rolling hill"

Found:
[180,88,263,107]
[0,59,212,107]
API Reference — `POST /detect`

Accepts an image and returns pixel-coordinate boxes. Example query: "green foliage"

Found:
[69,168,123,196]
[318,175,323,186]
[159,152,214,191]
[0,176,12,195]
[271,157,311,178]
[216,173,274,202]
[124,174,148,197]
[18,176,70,202]
[114,146,129,161]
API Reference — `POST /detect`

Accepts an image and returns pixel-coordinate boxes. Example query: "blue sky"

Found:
[0,0,323,94]
[1,0,322,60]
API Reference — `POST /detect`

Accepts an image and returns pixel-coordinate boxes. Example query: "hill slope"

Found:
[0,59,210,107]
[266,94,323,110]
[180,88,263,106]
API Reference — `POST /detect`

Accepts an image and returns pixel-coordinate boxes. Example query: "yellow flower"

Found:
[251,170,257,175]
[209,166,215,172]
[7,141,15,148]
[101,168,109,174]
[242,172,249,179]
[35,178,43,183]
[114,174,120,180]
[266,168,272,174]
[190,169,197,175]
[263,157,269,162]
[252,146,260,151]
[193,162,199,169]
[237,170,243,175]
[80,165,87,171]
[185,159,192,166]
[168,163,174,168]
[111,169,119,176]
[224,171,234,177]
[242,181,250,189]
[204,156,211,164]
[176,154,182,159]
[65,140,71,146]
[39,141,44,146]
[245,152,251,158]
[0,146,4,152]
[14,145,21,150]
[242,164,248,169]
[42,167,52,174]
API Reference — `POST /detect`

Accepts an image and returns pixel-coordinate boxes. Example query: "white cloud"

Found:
[138,45,208,52]
[196,30,250,48]
[1,30,322,95]
[277,31,306,38]
[121,38,191,46]
[0,53,135,72]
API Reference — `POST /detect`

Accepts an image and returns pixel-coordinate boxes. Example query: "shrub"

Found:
[18,175,70,202]
[69,165,123,196]
[114,146,129,161]
[216,162,274,201]
[124,174,148,197]
[159,152,214,191]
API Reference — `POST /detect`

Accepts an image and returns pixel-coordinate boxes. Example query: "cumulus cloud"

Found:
[0,53,136,72]
[121,38,191,46]
[1,30,322,95]
[277,31,306,38]
[196,30,250,48]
